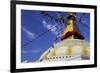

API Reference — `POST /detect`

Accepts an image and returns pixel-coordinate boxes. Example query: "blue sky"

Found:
[21,10,90,62]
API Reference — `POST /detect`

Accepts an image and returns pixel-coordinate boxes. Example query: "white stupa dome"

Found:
[38,39,90,62]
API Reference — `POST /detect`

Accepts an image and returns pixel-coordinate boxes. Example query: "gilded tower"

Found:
[61,13,84,40]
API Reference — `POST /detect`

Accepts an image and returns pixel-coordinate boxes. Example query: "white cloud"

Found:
[43,20,52,30]
[42,19,61,36]
[51,26,57,32]
[22,60,28,63]
[22,49,42,53]
[22,27,37,39]
[47,24,52,29]
[42,19,47,25]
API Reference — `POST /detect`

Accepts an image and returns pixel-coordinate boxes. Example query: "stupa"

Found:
[38,13,90,62]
